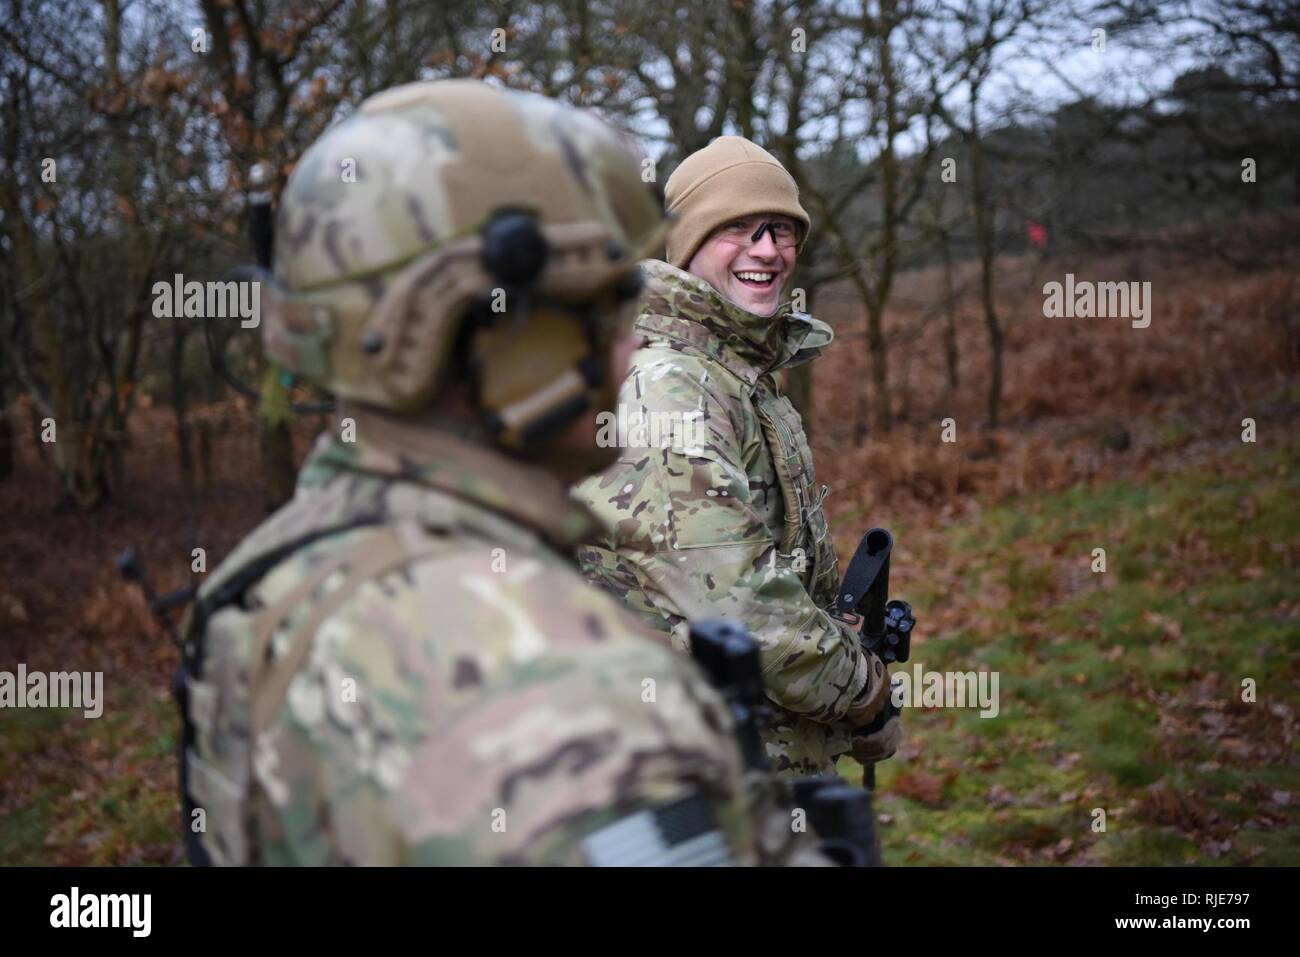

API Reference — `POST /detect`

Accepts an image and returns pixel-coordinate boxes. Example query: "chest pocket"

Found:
[752,380,839,608]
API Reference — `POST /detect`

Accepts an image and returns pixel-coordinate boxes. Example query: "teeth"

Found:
[736,271,774,282]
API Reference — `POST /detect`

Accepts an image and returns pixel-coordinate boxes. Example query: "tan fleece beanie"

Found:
[664,135,811,269]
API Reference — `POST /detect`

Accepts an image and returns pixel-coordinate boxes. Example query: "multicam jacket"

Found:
[574,260,889,776]
[181,407,774,865]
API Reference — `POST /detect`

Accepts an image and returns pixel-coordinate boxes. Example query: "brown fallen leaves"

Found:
[892,768,959,808]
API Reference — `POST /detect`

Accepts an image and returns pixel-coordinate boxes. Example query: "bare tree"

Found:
[788,2,945,435]
[923,0,1046,430]
[0,0,191,507]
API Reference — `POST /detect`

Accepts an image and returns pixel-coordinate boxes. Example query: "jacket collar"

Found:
[299,404,600,551]
[634,259,833,386]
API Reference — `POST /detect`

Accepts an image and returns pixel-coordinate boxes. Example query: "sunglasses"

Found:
[714,218,800,249]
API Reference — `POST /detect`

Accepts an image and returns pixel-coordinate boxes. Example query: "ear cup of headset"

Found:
[472,305,599,447]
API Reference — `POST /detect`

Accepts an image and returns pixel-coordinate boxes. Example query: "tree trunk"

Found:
[107,417,126,500]
[969,87,1003,430]
[198,420,213,490]
[867,299,890,433]
[28,405,47,463]
[0,403,13,482]
[855,300,872,443]
[171,322,193,487]
[941,230,959,391]
[52,426,109,511]
[7,189,111,506]
[981,257,1004,430]
[871,13,899,435]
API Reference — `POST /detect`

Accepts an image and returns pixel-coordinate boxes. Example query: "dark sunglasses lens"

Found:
[749,222,797,247]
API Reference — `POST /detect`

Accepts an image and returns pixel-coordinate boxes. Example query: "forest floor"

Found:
[2,213,1298,865]
[839,437,1299,865]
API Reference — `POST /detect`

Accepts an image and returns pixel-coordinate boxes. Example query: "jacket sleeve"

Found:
[584,356,886,725]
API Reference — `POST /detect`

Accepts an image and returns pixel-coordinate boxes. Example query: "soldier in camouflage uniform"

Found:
[574,136,901,777]
[179,83,813,865]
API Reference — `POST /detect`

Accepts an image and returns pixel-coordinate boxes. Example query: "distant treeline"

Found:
[2,0,1296,507]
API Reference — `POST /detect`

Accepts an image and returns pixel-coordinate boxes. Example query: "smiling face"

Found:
[684,213,799,316]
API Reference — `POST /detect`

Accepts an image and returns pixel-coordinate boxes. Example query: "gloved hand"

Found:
[843,649,890,727]
[848,712,901,765]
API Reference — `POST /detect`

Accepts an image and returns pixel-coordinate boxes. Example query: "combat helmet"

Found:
[261,79,666,448]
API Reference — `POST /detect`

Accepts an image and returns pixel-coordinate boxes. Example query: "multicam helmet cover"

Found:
[263,79,666,416]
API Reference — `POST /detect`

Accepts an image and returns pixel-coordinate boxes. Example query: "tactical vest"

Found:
[177,469,544,865]
[179,514,442,865]
[752,377,839,608]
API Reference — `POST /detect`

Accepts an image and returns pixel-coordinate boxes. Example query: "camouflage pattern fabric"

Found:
[261,79,666,415]
[574,260,890,776]
[182,407,771,865]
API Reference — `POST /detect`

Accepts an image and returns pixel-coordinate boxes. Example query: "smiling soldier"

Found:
[574,136,900,778]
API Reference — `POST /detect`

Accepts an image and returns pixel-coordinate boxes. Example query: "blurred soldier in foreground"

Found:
[574,136,901,777]
[177,81,815,865]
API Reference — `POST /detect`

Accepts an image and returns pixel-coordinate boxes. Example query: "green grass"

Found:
[2,443,1295,866]
[842,446,1300,866]
[0,690,180,865]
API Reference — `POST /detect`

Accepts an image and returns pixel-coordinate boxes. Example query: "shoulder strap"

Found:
[244,522,443,735]
[188,514,387,662]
